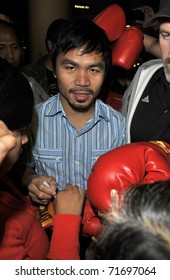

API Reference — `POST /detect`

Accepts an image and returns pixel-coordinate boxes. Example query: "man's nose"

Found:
[6,47,14,59]
[74,70,90,86]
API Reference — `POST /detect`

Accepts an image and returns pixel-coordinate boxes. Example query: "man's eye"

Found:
[65,66,75,70]
[160,32,170,39]
[12,46,19,50]
[90,68,100,73]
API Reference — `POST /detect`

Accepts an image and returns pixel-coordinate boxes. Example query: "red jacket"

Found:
[0,176,81,260]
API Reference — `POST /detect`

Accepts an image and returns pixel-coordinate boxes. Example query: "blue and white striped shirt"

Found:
[29,94,126,190]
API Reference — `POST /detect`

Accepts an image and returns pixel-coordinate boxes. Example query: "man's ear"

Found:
[47,40,53,52]
[110,189,120,211]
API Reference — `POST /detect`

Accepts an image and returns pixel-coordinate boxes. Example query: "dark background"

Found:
[0,0,160,63]
[0,0,160,24]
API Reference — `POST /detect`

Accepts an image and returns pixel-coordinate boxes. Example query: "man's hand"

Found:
[55,183,85,215]
[0,120,17,164]
[136,5,159,30]
[28,175,57,204]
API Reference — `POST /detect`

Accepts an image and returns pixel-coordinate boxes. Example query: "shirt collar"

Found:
[95,99,110,122]
[44,94,66,116]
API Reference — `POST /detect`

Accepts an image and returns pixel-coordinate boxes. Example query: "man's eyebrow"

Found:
[60,59,105,69]
[89,63,105,69]
[60,59,76,65]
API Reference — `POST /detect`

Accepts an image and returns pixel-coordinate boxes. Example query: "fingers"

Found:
[65,183,86,202]
[65,182,76,190]
[28,176,57,205]
[28,183,53,204]
[55,183,86,215]
[0,121,17,164]
[110,189,120,211]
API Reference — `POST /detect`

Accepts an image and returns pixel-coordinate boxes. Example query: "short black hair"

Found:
[45,18,68,51]
[51,18,112,91]
[0,19,23,47]
[51,18,112,80]
[0,57,34,130]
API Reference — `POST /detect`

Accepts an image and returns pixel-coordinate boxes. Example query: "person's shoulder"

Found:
[21,62,35,75]
[139,58,163,70]
[35,94,58,110]
[21,55,47,74]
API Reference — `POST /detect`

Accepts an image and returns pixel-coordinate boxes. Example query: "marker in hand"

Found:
[43,181,56,198]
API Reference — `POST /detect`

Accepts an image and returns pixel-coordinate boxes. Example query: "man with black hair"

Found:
[0,19,24,67]
[20,18,126,206]
[0,19,49,104]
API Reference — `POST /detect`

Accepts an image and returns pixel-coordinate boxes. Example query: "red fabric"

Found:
[0,177,81,260]
[81,198,102,237]
[48,214,82,260]
[105,90,122,111]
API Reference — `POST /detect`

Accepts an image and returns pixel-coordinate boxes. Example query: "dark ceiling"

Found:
[0,0,160,22]
[73,0,160,20]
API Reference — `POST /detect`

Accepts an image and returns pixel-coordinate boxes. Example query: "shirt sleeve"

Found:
[47,214,82,260]
[0,220,35,260]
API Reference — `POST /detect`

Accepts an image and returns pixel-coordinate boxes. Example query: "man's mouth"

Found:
[73,92,91,102]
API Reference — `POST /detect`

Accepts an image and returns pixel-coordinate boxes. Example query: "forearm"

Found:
[20,166,38,188]
[48,214,82,260]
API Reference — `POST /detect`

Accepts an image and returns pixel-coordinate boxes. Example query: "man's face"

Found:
[0,26,23,67]
[159,21,170,83]
[54,47,105,112]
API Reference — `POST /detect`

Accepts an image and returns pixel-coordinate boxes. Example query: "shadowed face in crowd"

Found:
[0,25,23,67]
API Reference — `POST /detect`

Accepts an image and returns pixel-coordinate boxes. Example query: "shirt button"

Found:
[75,160,79,165]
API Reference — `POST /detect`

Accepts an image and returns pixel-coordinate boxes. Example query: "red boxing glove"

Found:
[93,4,126,42]
[112,26,143,70]
[81,197,102,237]
[88,141,170,212]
